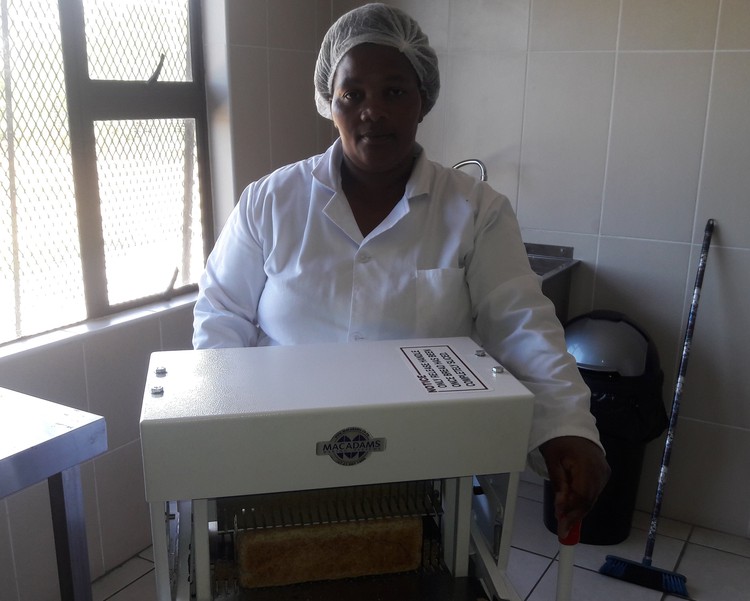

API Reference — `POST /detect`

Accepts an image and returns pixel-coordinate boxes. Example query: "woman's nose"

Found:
[360,99,386,121]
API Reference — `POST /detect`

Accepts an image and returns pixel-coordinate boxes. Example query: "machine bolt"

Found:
[474,349,487,357]
[155,366,167,376]
[492,365,505,374]
[151,385,164,396]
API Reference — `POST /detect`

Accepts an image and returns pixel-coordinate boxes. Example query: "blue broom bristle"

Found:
[599,556,628,577]
[600,555,688,598]
[663,572,689,596]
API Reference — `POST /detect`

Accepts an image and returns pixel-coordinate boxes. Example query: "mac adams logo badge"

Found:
[316,427,386,466]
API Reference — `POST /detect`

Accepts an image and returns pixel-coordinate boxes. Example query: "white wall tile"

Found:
[268,49,323,169]
[602,52,712,241]
[678,246,750,429]
[83,319,161,450]
[447,0,530,53]
[717,0,750,49]
[314,0,333,44]
[696,53,750,249]
[0,340,88,411]
[394,0,450,50]
[415,50,448,166]
[94,441,152,572]
[80,461,105,582]
[158,304,195,351]
[268,0,319,51]
[529,0,620,51]
[5,482,60,601]
[331,0,369,22]
[225,0,267,47]
[0,500,19,601]
[631,510,693,540]
[659,418,750,535]
[227,45,271,192]
[517,52,614,234]
[440,51,526,205]
[619,0,720,50]
[593,237,691,384]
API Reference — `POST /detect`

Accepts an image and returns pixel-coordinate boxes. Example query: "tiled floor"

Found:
[92,481,750,601]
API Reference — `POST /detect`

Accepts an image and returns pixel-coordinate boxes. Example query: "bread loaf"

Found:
[236,516,423,588]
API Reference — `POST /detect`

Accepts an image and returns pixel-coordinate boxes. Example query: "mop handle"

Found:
[556,521,581,601]
[643,219,715,565]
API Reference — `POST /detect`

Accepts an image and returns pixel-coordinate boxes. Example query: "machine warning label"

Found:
[401,345,488,393]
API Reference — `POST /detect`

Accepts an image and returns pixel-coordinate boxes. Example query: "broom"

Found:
[599,218,716,597]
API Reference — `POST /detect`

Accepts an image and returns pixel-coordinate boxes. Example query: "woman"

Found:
[193,3,609,538]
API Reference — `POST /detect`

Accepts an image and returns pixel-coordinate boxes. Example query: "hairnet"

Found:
[314,3,440,120]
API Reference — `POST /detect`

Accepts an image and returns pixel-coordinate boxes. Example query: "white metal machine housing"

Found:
[140,337,535,600]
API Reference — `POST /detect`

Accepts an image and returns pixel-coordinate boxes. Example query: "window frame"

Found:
[57,0,213,320]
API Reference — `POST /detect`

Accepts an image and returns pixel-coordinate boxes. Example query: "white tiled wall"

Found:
[0,299,195,600]
[213,0,749,539]
[409,0,749,538]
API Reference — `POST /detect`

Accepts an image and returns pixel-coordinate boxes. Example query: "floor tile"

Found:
[506,548,554,600]
[137,546,154,562]
[108,571,157,601]
[92,557,154,601]
[674,542,750,601]
[528,563,664,601]
[517,479,544,502]
[510,497,560,558]
[690,526,750,557]
[573,527,687,573]
[631,509,694,540]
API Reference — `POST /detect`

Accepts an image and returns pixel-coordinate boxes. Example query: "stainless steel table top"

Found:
[0,387,107,498]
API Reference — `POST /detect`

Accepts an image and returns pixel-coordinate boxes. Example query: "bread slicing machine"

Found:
[140,337,535,600]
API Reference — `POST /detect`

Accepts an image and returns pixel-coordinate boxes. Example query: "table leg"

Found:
[441,476,473,577]
[149,502,173,601]
[48,465,93,601]
[192,499,211,601]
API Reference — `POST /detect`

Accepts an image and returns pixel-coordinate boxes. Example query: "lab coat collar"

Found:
[311,138,431,203]
[314,139,430,244]
[311,140,342,192]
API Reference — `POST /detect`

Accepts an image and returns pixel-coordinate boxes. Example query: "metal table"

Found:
[0,387,107,601]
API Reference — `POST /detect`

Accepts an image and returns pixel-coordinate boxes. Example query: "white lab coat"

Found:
[194,140,601,466]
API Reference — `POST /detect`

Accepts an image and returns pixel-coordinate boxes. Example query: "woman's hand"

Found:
[540,436,611,539]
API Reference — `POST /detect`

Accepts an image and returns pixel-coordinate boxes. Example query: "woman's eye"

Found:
[388,88,405,97]
[342,90,361,101]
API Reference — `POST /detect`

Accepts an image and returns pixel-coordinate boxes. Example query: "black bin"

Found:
[543,310,668,545]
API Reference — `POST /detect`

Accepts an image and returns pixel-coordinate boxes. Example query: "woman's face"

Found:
[330,43,425,177]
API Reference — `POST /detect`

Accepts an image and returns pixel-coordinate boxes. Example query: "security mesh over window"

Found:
[1,0,209,344]
[84,0,191,82]
[96,119,203,304]
[0,0,85,342]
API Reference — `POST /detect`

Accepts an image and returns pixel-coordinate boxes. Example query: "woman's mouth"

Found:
[360,132,393,144]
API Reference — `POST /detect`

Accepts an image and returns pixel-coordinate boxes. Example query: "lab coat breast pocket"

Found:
[415,267,473,337]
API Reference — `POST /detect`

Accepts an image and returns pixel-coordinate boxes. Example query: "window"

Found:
[0,0,212,344]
